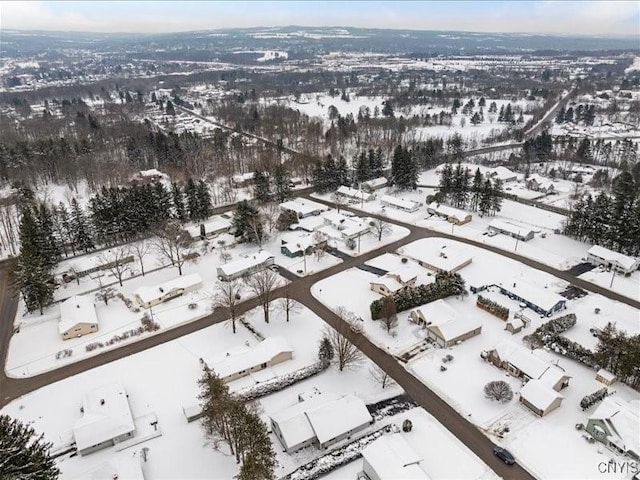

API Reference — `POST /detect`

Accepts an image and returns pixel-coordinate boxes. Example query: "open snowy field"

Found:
[311,236,640,480]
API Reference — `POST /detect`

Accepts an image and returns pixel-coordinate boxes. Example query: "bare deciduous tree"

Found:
[131,241,151,277]
[484,380,514,403]
[153,221,192,275]
[277,283,301,322]
[244,269,279,323]
[370,216,392,241]
[260,202,280,234]
[331,193,348,213]
[370,364,396,389]
[213,280,242,334]
[97,246,132,287]
[312,231,327,262]
[325,308,364,372]
[379,296,398,334]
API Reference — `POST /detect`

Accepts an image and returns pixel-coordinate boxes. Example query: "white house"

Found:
[216,251,275,281]
[58,295,99,340]
[526,174,555,193]
[361,177,388,192]
[519,379,565,416]
[73,383,136,456]
[490,166,518,183]
[380,195,420,213]
[185,217,232,240]
[270,393,373,453]
[488,219,535,241]
[587,245,639,275]
[232,172,258,187]
[279,199,328,219]
[336,185,374,203]
[496,279,567,317]
[409,299,482,347]
[207,337,293,383]
[426,202,472,225]
[134,273,203,308]
[586,396,639,460]
[361,433,430,480]
[399,245,472,274]
[320,213,370,240]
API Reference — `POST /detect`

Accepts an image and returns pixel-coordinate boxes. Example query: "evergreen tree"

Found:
[196,180,213,220]
[253,170,271,204]
[153,182,173,224]
[0,414,59,480]
[576,138,592,162]
[438,163,454,204]
[555,105,566,124]
[273,164,292,203]
[166,100,176,116]
[324,155,339,191]
[233,200,263,244]
[370,148,384,178]
[479,179,493,217]
[490,178,504,215]
[311,159,328,193]
[355,151,371,183]
[184,178,199,221]
[336,155,349,187]
[470,168,484,211]
[171,182,187,222]
[452,162,470,208]
[70,198,94,253]
[35,204,60,270]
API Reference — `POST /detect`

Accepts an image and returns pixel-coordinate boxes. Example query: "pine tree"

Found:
[470,168,484,211]
[70,198,94,253]
[233,201,263,244]
[0,414,59,479]
[490,178,504,215]
[35,204,60,270]
[273,164,292,203]
[171,182,187,222]
[438,163,454,204]
[479,179,493,217]
[555,105,566,124]
[355,151,371,182]
[370,148,384,178]
[196,180,213,220]
[253,170,271,204]
[184,178,199,221]
[336,155,349,186]
[452,162,470,208]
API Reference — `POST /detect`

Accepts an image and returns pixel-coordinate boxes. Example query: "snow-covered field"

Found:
[313,236,640,480]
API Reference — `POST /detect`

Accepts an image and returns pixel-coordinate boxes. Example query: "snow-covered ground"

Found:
[313,236,640,480]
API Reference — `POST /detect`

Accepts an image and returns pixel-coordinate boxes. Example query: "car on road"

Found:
[493,446,515,465]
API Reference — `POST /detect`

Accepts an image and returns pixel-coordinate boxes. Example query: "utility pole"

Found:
[609,268,615,289]
[515,231,521,252]
[298,244,307,274]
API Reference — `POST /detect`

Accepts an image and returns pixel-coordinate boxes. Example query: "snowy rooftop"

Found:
[494,341,556,380]
[498,278,565,312]
[77,458,145,480]
[336,185,373,200]
[491,166,517,180]
[488,219,535,237]
[291,215,326,232]
[58,295,99,335]
[304,394,372,445]
[362,177,388,188]
[596,369,616,382]
[72,383,135,452]
[414,299,457,325]
[280,198,328,217]
[400,245,472,273]
[185,217,232,238]
[139,168,165,177]
[588,245,638,271]
[361,433,430,480]
[427,202,471,222]
[388,265,419,284]
[520,379,564,411]
[134,273,202,304]
[589,396,640,455]
[381,195,420,210]
[207,336,293,379]
[371,275,405,293]
[217,251,274,277]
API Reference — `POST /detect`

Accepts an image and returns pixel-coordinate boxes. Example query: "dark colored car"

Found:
[493,446,516,465]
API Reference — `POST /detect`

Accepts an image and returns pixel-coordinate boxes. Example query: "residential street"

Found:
[1,192,638,479]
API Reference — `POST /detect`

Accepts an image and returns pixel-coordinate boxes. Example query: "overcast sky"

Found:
[2,1,639,36]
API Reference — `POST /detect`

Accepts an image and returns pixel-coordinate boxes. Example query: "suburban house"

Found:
[595,369,617,386]
[586,396,639,460]
[489,166,518,183]
[488,219,535,242]
[232,172,259,188]
[270,393,373,453]
[361,433,429,480]
[370,267,418,296]
[519,379,565,416]
[62,254,135,279]
[71,458,145,480]
[59,295,99,340]
[409,299,482,347]
[526,174,555,193]
[426,202,473,225]
[586,245,639,275]
[185,216,232,240]
[279,199,328,219]
[361,177,388,192]
[134,273,203,309]
[207,337,293,383]
[336,185,375,203]
[496,279,567,317]
[132,168,167,185]
[484,341,572,391]
[280,233,327,258]
[289,215,326,233]
[73,383,136,456]
[399,245,472,274]
[380,195,421,213]
[320,213,370,240]
[216,251,275,281]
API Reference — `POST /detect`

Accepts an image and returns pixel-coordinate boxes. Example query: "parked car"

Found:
[493,446,515,465]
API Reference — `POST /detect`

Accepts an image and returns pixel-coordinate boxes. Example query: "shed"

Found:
[595,369,617,386]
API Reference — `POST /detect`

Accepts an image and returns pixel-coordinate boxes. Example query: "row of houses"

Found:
[426,203,473,225]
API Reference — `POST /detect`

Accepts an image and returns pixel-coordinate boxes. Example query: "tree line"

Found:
[435,162,504,216]
[564,170,640,256]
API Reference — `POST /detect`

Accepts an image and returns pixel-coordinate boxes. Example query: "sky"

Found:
[1,1,639,36]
